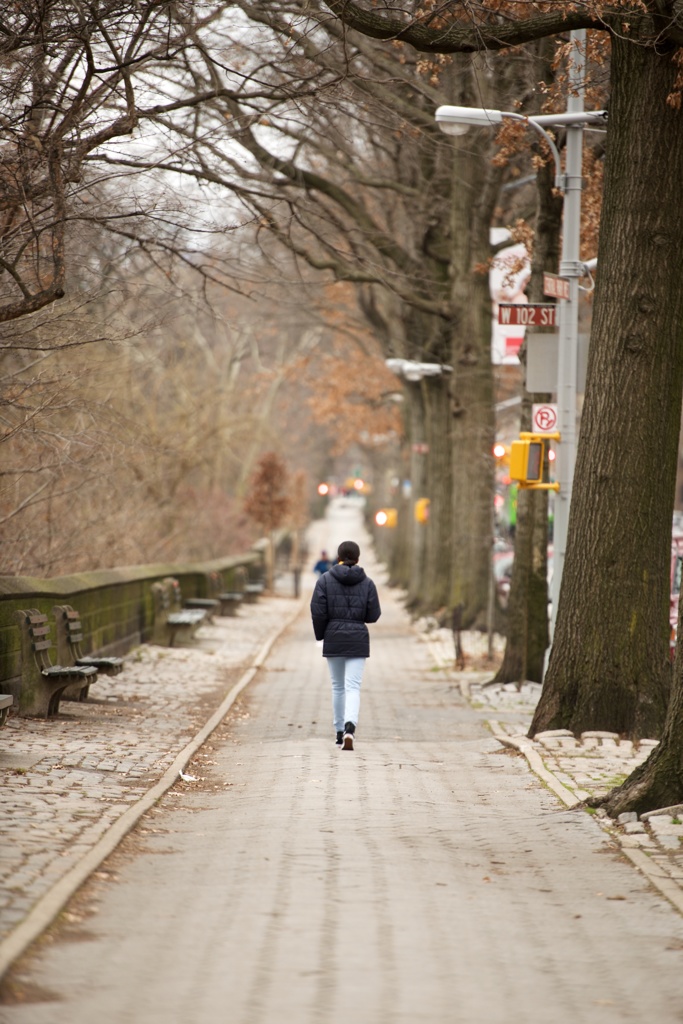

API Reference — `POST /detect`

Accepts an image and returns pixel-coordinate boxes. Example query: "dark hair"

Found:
[337,540,360,564]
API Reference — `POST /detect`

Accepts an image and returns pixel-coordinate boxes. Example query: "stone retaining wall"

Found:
[0,551,265,700]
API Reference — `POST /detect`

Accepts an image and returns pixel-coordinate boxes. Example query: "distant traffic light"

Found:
[375,508,398,528]
[414,497,430,523]
[317,482,330,496]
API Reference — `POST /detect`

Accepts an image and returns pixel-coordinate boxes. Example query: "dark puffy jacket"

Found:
[310,563,381,658]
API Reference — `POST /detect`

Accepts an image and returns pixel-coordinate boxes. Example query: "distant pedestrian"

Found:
[312,550,332,576]
[310,540,381,751]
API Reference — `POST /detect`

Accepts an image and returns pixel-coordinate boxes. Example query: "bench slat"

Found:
[76,656,123,675]
[42,665,96,678]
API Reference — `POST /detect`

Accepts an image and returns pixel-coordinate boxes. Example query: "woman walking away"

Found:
[310,540,381,751]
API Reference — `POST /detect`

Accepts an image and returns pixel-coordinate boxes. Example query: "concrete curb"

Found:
[621,848,683,916]
[487,720,683,918]
[0,598,304,981]
[487,720,582,808]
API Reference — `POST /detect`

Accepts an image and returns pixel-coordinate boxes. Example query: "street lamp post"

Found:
[552,29,586,638]
[435,30,605,642]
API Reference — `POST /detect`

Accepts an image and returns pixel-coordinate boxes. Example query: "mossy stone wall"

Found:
[0,552,264,699]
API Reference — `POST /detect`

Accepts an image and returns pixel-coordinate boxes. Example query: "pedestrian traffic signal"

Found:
[510,439,543,484]
[509,432,560,491]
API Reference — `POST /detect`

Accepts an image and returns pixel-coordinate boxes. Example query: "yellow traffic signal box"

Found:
[510,439,544,484]
[375,508,398,528]
[509,432,561,491]
[414,497,430,523]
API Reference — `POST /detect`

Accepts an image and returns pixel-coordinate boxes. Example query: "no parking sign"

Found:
[532,403,558,433]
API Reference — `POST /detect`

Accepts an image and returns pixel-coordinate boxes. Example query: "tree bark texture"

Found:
[422,373,453,611]
[527,487,551,681]
[404,383,428,607]
[449,134,499,626]
[531,34,683,740]
[494,483,533,684]
[604,590,683,815]
[495,156,560,683]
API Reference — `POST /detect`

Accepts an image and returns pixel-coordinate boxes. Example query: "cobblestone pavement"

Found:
[0,591,302,955]
[423,627,683,915]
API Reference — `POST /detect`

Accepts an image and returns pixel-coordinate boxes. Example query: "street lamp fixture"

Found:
[385,358,453,383]
[435,105,607,191]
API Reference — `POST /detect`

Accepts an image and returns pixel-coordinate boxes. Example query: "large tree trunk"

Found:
[527,486,551,681]
[449,130,500,627]
[450,320,496,627]
[421,374,453,610]
[495,481,534,683]
[604,586,683,815]
[495,156,561,683]
[530,33,683,740]
[402,383,428,604]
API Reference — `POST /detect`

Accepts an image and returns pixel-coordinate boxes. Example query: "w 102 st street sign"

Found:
[498,303,558,327]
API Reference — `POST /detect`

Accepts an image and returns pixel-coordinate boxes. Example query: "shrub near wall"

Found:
[0,552,265,702]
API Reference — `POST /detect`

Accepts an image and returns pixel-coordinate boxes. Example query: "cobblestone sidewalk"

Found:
[422,625,683,916]
[0,592,302,962]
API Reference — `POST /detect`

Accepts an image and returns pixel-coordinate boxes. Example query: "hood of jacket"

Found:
[329,563,366,586]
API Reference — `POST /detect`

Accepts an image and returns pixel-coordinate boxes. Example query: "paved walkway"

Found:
[1,505,683,1022]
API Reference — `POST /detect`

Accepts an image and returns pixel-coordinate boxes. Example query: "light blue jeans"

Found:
[326,657,365,732]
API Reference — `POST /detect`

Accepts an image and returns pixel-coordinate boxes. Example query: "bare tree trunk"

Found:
[527,486,551,680]
[604,578,683,815]
[495,156,561,682]
[448,117,501,627]
[404,384,428,606]
[531,34,683,741]
[422,374,453,610]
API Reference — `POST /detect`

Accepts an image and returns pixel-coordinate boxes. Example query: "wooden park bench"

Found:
[0,695,13,727]
[152,578,207,647]
[217,588,243,616]
[183,570,244,618]
[243,581,265,603]
[216,566,246,616]
[243,569,266,604]
[52,605,125,676]
[14,609,97,717]
[183,571,221,621]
